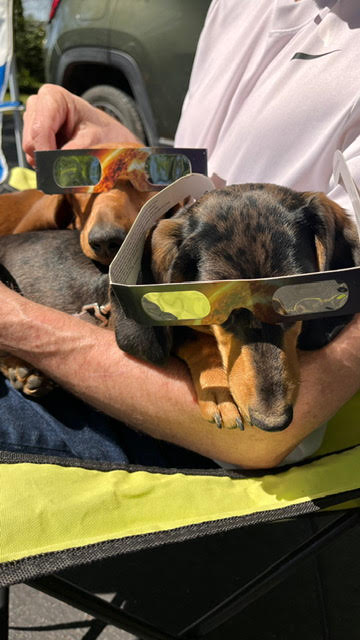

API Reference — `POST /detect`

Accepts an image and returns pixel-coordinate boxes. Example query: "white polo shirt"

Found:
[175,0,360,217]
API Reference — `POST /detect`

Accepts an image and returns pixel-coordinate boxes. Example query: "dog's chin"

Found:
[248,405,294,432]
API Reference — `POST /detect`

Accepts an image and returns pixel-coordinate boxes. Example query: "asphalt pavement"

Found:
[9,584,134,640]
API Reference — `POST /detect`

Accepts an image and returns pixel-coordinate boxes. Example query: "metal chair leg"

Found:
[12,108,25,167]
[8,59,26,168]
[0,586,9,640]
[180,510,360,638]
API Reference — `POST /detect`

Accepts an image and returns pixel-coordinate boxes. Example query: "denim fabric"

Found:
[0,375,215,469]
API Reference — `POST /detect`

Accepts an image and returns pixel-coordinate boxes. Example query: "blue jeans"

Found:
[0,375,216,469]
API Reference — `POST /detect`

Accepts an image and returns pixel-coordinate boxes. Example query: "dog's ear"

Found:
[150,204,200,283]
[65,194,96,230]
[299,192,360,351]
[13,193,74,233]
[150,217,186,281]
[303,192,360,270]
[109,204,193,363]
[0,190,73,235]
[110,289,172,364]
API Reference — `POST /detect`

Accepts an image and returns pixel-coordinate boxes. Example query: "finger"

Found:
[60,126,107,151]
[23,89,55,154]
[23,85,76,162]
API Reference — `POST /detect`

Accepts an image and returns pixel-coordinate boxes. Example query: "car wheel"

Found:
[81,85,146,141]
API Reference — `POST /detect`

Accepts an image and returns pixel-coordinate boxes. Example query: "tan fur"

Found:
[151,219,184,282]
[210,325,257,424]
[177,332,242,428]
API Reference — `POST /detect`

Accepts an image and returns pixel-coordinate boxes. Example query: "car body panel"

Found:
[44,0,211,142]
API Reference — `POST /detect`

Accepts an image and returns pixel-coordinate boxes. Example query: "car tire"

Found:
[81,85,146,141]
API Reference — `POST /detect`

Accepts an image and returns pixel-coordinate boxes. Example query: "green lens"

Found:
[272,280,349,316]
[145,154,191,185]
[141,290,210,321]
[53,155,102,187]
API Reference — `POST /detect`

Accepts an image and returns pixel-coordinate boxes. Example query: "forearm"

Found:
[1,291,238,462]
[2,290,360,468]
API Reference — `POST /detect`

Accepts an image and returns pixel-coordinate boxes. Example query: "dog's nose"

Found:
[88,227,126,262]
[248,405,293,432]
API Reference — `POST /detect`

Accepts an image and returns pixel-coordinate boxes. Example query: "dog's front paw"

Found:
[177,333,244,429]
[196,367,244,430]
[0,355,56,397]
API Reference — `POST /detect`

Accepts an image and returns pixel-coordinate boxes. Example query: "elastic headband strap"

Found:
[333,150,360,239]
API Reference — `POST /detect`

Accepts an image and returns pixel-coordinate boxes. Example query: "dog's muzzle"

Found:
[248,405,294,432]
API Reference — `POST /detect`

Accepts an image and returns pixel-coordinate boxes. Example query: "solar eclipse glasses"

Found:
[35,146,207,194]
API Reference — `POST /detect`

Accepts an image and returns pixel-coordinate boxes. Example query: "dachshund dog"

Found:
[112,183,360,432]
[0,143,154,265]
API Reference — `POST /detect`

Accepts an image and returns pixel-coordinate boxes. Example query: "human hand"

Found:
[23,84,142,167]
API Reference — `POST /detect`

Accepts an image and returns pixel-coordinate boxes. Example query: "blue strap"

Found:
[0,100,23,109]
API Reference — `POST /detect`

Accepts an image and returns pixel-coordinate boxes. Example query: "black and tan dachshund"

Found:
[0,184,359,433]
[112,183,360,432]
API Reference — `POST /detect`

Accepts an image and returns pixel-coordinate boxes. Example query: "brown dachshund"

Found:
[112,183,360,432]
[0,143,154,265]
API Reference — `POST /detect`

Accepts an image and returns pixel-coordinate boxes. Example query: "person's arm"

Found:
[1,283,359,468]
[23,84,141,166]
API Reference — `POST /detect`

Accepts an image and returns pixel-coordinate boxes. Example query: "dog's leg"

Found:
[177,332,243,429]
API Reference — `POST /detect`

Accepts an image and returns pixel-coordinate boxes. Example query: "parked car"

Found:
[44,0,211,145]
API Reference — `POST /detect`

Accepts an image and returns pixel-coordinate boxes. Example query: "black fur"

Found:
[0,229,109,317]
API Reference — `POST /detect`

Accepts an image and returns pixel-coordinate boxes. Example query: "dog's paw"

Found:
[196,367,244,430]
[0,355,56,397]
[177,333,244,429]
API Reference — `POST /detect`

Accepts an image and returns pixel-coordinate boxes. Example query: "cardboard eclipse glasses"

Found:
[108,152,360,326]
[35,146,207,194]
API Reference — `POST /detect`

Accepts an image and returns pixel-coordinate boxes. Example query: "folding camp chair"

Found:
[0,0,26,184]
[1,391,360,639]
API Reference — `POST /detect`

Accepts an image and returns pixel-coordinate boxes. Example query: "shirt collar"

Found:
[271,0,336,33]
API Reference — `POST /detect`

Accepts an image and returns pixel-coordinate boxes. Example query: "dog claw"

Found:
[23,375,57,397]
[26,375,44,391]
[236,417,244,430]
[16,366,30,380]
[214,412,223,429]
